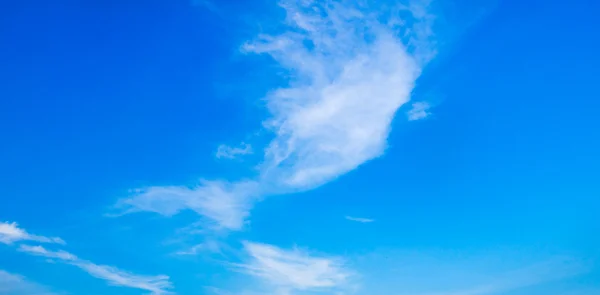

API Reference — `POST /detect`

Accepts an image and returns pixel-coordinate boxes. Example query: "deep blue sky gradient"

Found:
[1,0,599,294]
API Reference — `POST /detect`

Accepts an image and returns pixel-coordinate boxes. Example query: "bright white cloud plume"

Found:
[0,270,59,295]
[345,216,374,223]
[0,222,65,245]
[216,143,253,159]
[116,0,436,230]
[407,101,431,121]
[18,245,173,295]
[235,241,351,293]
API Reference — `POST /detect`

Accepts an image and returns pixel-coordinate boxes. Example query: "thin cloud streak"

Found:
[0,222,65,245]
[18,245,173,295]
[115,0,437,230]
[345,216,375,223]
[216,143,253,159]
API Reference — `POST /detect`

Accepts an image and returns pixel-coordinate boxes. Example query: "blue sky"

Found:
[1,0,599,294]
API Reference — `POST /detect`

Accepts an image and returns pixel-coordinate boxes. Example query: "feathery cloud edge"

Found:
[0,222,173,295]
[18,245,173,295]
[233,241,351,293]
[0,222,65,245]
[114,0,437,231]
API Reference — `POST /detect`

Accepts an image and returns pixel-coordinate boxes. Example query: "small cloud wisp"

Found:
[18,245,173,295]
[345,216,375,223]
[407,101,432,121]
[216,143,253,159]
[0,221,65,245]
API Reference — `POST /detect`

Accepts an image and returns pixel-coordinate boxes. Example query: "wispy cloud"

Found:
[18,245,76,260]
[345,216,374,223]
[18,245,173,295]
[0,269,60,295]
[116,180,259,230]
[0,222,65,245]
[115,0,436,230]
[2,223,171,294]
[216,143,253,159]
[234,241,351,293]
[243,0,433,190]
[407,101,431,121]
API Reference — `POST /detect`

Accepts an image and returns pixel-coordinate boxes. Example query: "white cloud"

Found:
[116,180,259,230]
[18,245,173,295]
[18,245,76,261]
[246,1,429,190]
[115,0,436,230]
[0,222,65,245]
[216,143,253,159]
[0,270,60,295]
[344,216,374,223]
[407,101,431,121]
[234,241,351,293]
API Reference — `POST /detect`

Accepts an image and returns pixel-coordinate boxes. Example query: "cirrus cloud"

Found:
[216,143,253,159]
[345,216,375,223]
[233,241,352,293]
[18,245,173,295]
[0,222,65,245]
[115,0,436,231]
